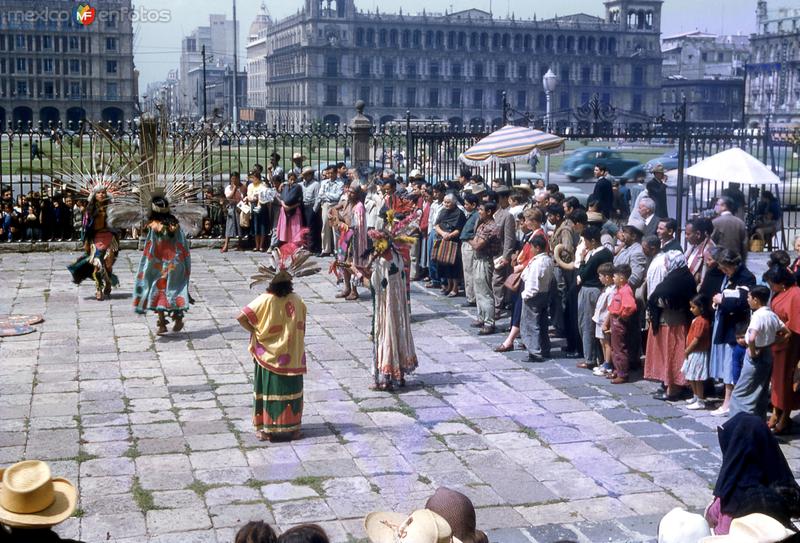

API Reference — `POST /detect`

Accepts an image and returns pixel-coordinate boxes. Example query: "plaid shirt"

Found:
[474,218,502,259]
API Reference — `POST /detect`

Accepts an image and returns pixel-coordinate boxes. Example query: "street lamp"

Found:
[542,68,558,184]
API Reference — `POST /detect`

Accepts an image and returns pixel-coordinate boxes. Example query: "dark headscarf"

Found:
[647,252,696,331]
[714,412,800,525]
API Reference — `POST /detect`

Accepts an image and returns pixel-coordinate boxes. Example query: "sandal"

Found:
[335,291,351,299]
[447,291,459,298]
[256,431,270,442]
[345,292,359,301]
[494,344,513,353]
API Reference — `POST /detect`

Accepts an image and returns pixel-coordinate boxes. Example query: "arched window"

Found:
[513,34,522,51]
[470,32,478,49]
[389,29,398,46]
[524,35,532,51]
[480,32,488,50]
[355,28,364,46]
[587,37,596,54]
[599,37,607,53]
[492,33,500,49]
[566,36,575,53]
[413,30,422,48]
[556,35,565,53]
[366,28,375,46]
[378,29,387,47]
[545,35,553,52]
[501,33,510,50]
[535,35,543,52]
[435,31,444,48]
[447,31,456,49]
[458,32,466,49]
[401,29,410,48]
[608,37,617,54]
[425,30,434,47]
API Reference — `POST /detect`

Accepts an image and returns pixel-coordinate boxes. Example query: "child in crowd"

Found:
[592,262,616,376]
[731,322,748,386]
[729,285,789,417]
[604,264,637,384]
[682,294,712,410]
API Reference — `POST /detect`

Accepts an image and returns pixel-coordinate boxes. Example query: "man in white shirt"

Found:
[520,235,554,362]
[730,285,789,418]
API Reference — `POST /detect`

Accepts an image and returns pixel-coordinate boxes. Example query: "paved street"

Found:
[0,249,795,542]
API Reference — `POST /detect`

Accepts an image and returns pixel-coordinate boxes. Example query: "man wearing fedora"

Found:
[0,460,82,542]
[290,152,306,177]
[647,163,669,219]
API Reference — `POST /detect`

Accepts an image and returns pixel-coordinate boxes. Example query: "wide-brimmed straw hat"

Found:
[425,487,487,543]
[292,152,306,161]
[365,509,461,543]
[700,513,795,542]
[657,507,711,543]
[301,166,315,177]
[0,460,77,528]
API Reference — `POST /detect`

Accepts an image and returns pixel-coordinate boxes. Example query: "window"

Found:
[325,56,338,77]
[106,37,117,51]
[107,14,117,29]
[718,52,724,62]
[632,94,642,112]
[473,88,483,107]
[106,60,118,74]
[581,66,591,83]
[450,88,461,107]
[516,90,526,109]
[559,67,569,84]
[383,60,394,79]
[382,86,393,107]
[355,28,364,47]
[69,59,80,74]
[69,81,81,98]
[359,59,370,76]
[518,63,528,81]
[428,89,439,107]
[701,52,708,62]
[106,82,118,99]
[495,90,504,108]
[42,36,52,49]
[359,86,370,104]
[405,87,416,107]
[43,59,53,73]
[16,58,26,73]
[632,66,644,86]
[16,80,27,96]
[452,62,462,80]
[406,61,417,79]
[16,35,25,49]
[602,67,612,84]
[325,85,338,106]
[43,81,54,98]
[429,62,440,79]
[496,63,506,81]
[474,62,484,80]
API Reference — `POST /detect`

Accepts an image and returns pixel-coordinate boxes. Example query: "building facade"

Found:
[660,31,748,125]
[0,0,137,131]
[249,0,663,128]
[178,14,239,119]
[745,1,800,127]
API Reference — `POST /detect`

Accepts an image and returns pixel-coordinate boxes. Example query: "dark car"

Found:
[560,147,644,182]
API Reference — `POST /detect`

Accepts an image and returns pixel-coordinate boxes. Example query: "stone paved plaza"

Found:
[0,249,796,542]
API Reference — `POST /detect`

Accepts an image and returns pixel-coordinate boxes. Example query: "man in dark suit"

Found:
[657,217,682,253]
[637,197,661,238]
[711,196,748,261]
[590,164,614,219]
[646,164,669,218]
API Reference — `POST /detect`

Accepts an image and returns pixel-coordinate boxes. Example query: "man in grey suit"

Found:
[491,186,517,315]
[711,196,748,261]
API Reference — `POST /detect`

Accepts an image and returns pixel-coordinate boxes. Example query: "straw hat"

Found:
[425,487,487,543]
[587,211,605,224]
[699,513,795,542]
[657,508,711,543]
[0,460,77,528]
[365,509,461,543]
[409,169,422,179]
[301,166,315,177]
[511,184,534,196]
[292,152,306,161]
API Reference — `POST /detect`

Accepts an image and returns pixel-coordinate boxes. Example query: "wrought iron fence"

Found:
[0,119,798,246]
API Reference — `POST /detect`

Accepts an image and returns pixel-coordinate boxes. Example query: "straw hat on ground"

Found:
[657,507,711,543]
[365,509,461,543]
[0,460,77,528]
[700,513,795,543]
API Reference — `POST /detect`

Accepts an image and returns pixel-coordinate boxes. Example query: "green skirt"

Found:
[253,361,303,434]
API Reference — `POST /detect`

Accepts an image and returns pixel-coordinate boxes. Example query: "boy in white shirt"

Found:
[729,285,789,418]
[520,235,554,362]
[592,262,616,376]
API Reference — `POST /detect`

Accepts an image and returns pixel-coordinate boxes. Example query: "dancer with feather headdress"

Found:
[132,196,193,335]
[238,229,320,442]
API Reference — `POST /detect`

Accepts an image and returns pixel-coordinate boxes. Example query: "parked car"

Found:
[559,147,644,183]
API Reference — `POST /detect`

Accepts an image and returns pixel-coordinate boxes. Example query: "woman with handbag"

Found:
[432,193,466,297]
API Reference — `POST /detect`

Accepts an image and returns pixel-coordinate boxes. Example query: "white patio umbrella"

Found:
[458,125,564,167]
[685,147,780,185]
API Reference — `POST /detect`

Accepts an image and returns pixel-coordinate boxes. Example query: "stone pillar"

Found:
[349,100,372,171]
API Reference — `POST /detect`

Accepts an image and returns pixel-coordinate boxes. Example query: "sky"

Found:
[132,0,760,92]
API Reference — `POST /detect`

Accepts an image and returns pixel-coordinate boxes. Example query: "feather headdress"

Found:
[58,121,212,235]
[249,228,321,288]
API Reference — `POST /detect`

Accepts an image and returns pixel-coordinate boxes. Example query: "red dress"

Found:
[770,286,800,411]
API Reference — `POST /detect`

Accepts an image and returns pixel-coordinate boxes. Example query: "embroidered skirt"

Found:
[253,361,303,434]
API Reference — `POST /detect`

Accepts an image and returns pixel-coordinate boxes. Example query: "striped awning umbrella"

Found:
[458,125,565,166]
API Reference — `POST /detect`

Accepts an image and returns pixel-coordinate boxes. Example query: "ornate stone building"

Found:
[248,0,663,128]
[660,31,748,125]
[0,0,137,130]
[745,1,800,127]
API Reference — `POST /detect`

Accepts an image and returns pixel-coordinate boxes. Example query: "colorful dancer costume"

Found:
[367,209,420,390]
[133,197,193,335]
[240,231,320,442]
